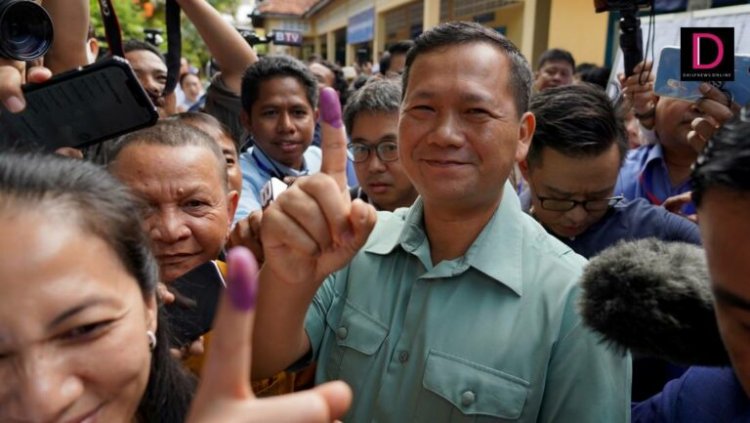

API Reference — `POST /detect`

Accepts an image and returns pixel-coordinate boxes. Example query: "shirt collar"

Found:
[364,182,524,296]
[252,145,310,177]
[644,143,666,168]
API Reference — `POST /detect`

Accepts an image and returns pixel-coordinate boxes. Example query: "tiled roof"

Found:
[257,0,322,16]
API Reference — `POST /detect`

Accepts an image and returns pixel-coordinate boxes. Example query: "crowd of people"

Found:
[0,0,748,421]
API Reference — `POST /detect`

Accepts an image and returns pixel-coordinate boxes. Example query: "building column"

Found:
[326,31,336,63]
[314,34,322,55]
[423,0,440,31]
[521,0,552,67]
[372,11,386,64]
[346,43,355,66]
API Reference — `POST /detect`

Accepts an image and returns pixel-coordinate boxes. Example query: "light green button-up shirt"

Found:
[305,184,631,422]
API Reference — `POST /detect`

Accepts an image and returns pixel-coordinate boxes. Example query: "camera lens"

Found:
[0,0,54,61]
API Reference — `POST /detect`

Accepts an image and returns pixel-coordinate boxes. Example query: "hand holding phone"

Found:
[654,46,750,107]
[164,260,226,348]
[0,57,158,151]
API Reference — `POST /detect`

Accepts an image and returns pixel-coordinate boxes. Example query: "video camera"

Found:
[237,27,303,48]
[237,27,270,46]
[594,0,653,76]
[144,28,164,47]
[0,0,54,61]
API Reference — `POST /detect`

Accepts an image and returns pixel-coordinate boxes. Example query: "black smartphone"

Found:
[164,261,225,348]
[0,56,158,151]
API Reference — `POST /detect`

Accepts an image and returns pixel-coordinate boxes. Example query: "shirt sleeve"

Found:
[203,73,245,143]
[537,284,633,423]
[631,373,683,423]
[615,148,645,200]
[659,207,702,245]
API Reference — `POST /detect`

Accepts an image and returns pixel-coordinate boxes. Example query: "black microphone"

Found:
[579,238,730,366]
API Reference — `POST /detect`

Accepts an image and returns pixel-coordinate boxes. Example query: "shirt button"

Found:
[336,326,348,339]
[398,350,409,363]
[461,390,476,406]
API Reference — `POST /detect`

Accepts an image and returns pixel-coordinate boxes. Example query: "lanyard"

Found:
[251,148,289,181]
[638,169,663,206]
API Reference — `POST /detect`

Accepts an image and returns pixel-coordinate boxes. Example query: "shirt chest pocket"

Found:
[416,350,530,422]
[323,301,388,381]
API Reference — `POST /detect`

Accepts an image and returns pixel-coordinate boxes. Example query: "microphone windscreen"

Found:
[579,238,730,366]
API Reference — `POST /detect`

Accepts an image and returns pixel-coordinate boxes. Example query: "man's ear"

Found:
[240,109,252,132]
[145,293,157,335]
[226,190,239,236]
[314,107,320,123]
[515,111,535,162]
[518,158,531,181]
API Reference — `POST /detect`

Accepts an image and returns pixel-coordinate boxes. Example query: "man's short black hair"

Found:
[310,59,349,107]
[402,21,533,116]
[343,78,401,137]
[240,55,319,113]
[379,52,391,75]
[693,117,750,206]
[124,39,165,64]
[578,66,612,90]
[388,40,414,56]
[527,83,627,169]
[537,48,575,71]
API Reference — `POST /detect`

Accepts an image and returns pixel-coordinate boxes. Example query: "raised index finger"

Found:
[318,87,349,191]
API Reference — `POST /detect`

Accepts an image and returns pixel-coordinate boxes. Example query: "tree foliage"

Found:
[88,0,244,76]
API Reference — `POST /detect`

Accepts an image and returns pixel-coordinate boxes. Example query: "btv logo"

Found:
[681,28,734,81]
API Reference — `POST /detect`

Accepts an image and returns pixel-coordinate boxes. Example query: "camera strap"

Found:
[164,0,182,95]
[96,0,124,57]
[95,0,182,95]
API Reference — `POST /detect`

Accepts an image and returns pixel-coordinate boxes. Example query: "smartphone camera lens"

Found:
[0,0,54,61]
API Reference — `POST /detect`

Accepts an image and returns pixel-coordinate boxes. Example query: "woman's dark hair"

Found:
[693,117,750,206]
[0,153,195,423]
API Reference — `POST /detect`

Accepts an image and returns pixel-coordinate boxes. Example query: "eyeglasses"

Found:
[347,141,399,163]
[536,195,624,212]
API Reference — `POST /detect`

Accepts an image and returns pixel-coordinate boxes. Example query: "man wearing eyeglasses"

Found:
[343,79,418,211]
[519,83,700,260]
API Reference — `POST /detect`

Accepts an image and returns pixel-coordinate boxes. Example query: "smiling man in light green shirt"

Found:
[253,21,631,422]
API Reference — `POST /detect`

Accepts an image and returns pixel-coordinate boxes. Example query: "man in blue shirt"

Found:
[520,83,702,401]
[615,74,740,218]
[234,55,323,223]
[520,83,701,260]
[633,116,750,421]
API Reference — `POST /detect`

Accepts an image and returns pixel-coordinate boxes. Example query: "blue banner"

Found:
[347,8,375,44]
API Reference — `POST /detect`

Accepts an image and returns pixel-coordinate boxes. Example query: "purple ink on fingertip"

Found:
[227,247,259,311]
[319,87,343,128]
